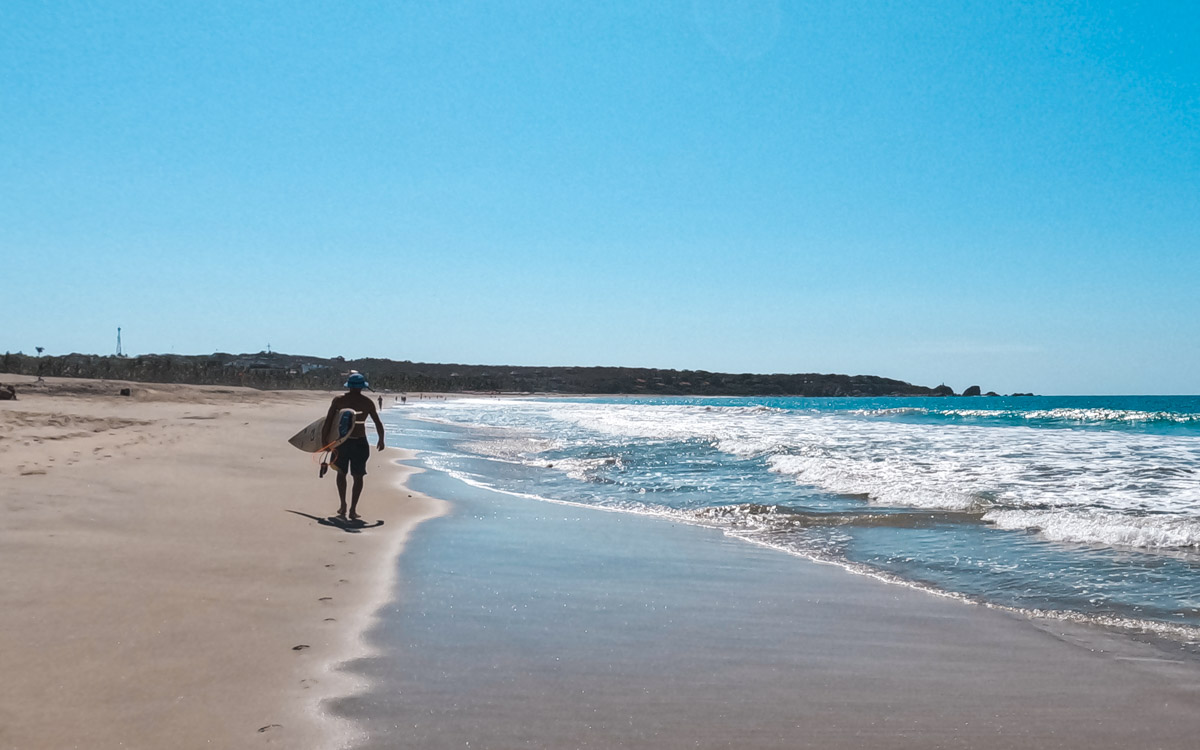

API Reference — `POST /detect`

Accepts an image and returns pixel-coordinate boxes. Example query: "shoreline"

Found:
[399,394,1200,656]
[410,440,1200,662]
[401,433,1200,660]
[311,454,449,749]
[0,375,444,749]
[337,453,1200,748]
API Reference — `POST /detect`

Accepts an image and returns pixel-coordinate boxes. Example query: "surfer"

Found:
[322,373,385,521]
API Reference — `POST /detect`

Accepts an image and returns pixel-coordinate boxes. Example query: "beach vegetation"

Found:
[0,351,959,397]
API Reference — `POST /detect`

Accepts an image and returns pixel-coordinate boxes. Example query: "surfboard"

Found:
[288,408,357,453]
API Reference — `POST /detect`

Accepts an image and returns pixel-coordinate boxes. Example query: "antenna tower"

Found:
[116,327,123,357]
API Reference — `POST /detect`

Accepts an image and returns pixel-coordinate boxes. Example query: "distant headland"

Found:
[0,351,1026,398]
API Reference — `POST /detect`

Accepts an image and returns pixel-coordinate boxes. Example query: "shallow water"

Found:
[384,395,1200,644]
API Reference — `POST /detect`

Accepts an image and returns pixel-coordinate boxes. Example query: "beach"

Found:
[5,380,1200,749]
[0,375,442,749]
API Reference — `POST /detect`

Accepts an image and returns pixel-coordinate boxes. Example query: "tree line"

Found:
[1,350,953,397]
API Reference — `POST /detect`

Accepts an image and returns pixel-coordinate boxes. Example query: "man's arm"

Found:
[369,403,385,450]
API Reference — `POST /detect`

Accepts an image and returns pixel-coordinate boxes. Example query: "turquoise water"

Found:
[386,395,1200,644]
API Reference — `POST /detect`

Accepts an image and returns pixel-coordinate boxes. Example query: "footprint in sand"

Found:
[324,564,335,569]
[318,597,332,602]
[257,724,282,733]
[292,644,309,651]
[337,579,349,584]
[324,618,336,622]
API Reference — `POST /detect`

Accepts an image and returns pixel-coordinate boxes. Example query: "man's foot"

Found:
[336,510,347,520]
[349,511,361,521]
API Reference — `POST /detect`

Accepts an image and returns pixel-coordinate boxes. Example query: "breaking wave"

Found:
[983,509,1200,549]
[852,407,1200,425]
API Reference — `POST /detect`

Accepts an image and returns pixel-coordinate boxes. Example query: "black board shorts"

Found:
[332,437,370,477]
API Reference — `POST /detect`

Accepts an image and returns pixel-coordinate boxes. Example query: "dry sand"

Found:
[0,375,444,750]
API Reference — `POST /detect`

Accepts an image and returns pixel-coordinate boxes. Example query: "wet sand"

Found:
[0,375,443,749]
[337,464,1200,749]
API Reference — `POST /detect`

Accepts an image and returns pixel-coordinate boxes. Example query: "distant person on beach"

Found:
[322,373,385,521]
[377,395,383,409]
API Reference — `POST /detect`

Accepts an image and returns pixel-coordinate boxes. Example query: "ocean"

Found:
[384,394,1200,647]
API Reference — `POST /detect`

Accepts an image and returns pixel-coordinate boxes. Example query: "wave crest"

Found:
[983,509,1200,549]
[852,406,1200,424]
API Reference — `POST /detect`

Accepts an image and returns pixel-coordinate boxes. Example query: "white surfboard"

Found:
[288,408,357,453]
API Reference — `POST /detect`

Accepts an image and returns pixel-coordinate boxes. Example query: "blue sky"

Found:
[2,1,1197,394]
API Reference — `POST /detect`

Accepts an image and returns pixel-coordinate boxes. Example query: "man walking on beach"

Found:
[322,373,385,521]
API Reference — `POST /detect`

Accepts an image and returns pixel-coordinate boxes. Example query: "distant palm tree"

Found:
[35,347,44,356]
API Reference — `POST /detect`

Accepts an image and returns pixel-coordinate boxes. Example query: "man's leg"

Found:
[349,475,364,519]
[335,472,348,517]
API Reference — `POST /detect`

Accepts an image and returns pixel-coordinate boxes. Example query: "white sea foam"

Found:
[766,453,984,510]
[410,397,1200,549]
[547,455,625,481]
[849,407,933,417]
[457,437,556,460]
[1023,408,1200,424]
[983,509,1200,549]
[850,406,1200,424]
[543,402,1200,514]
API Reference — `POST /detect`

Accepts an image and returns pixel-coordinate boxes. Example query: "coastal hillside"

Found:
[1,351,958,397]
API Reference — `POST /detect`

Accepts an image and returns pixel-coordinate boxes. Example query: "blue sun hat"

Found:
[344,372,373,391]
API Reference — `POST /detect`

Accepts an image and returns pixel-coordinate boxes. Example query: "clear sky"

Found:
[2,1,1197,395]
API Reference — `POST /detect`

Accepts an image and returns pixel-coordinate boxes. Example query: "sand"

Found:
[0,375,444,750]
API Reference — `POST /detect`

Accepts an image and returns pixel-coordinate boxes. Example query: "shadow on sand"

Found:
[285,509,385,533]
